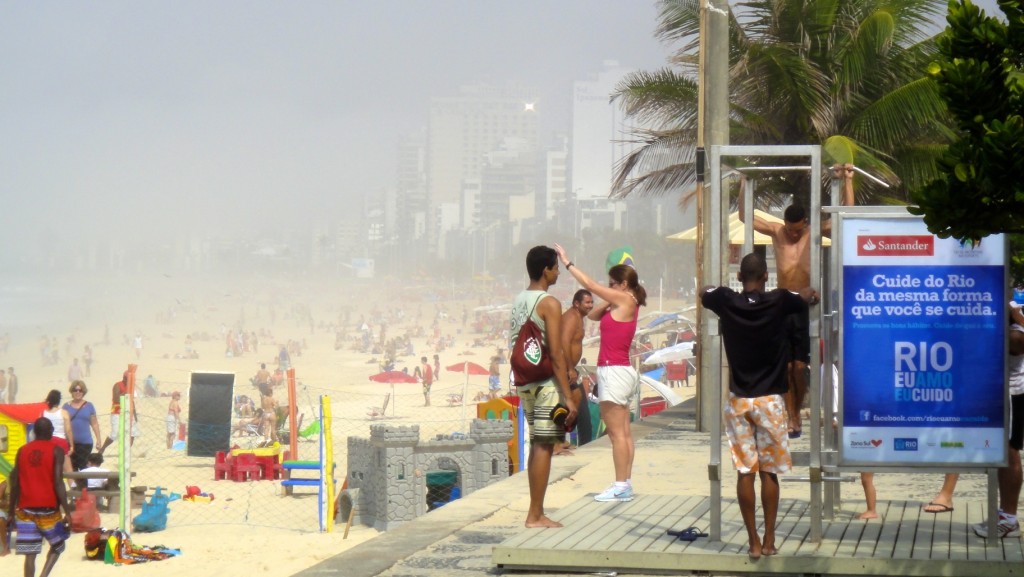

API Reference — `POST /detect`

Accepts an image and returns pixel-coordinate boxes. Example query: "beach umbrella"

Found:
[644,342,695,365]
[446,361,490,427]
[445,361,489,376]
[606,245,635,271]
[368,370,418,384]
[644,313,680,329]
[667,210,832,247]
[368,370,419,418]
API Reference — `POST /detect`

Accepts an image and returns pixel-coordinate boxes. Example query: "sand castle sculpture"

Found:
[343,419,513,531]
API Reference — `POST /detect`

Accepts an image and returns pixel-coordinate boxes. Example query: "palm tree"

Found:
[611,0,953,206]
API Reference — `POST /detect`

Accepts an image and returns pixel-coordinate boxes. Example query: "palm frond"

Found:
[610,131,696,199]
[612,69,699,127]
[846,77,949,151]
[610,0,953,203]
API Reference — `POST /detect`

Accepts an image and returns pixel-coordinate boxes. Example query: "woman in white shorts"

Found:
[555,244,647,502]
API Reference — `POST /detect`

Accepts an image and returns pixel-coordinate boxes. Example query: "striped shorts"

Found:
[517,379,562,445]
[14,508,68,555]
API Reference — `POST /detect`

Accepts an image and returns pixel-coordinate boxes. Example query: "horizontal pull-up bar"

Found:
[733,164,890,188]
[735,165,812,172]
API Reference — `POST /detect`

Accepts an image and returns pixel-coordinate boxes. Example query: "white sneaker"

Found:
[973,518,1021,538]
[594,483,634,502]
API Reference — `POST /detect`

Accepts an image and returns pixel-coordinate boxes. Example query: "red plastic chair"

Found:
[232,453,261,482]
[254,455,283,480]
[665,361,688,387]
[214,451,234,481]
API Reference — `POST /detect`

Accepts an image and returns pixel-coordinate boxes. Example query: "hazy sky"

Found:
[0,1,669,253]
[0,0,1004,258]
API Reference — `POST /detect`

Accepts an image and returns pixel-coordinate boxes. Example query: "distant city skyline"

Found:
[0,1,670,267]
[0,0,1003,270]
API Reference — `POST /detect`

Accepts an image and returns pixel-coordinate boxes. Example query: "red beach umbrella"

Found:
[446,360,491,428]
[368,370,419,419]
[445,361,489,376]
[368,370,419,384]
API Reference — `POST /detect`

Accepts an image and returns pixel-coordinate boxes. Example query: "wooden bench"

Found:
[65,471,134,512]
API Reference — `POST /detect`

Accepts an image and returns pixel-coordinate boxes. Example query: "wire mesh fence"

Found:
[110,367,509,534]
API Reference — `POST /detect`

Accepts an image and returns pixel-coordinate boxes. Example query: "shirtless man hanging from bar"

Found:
[740,164,854,438]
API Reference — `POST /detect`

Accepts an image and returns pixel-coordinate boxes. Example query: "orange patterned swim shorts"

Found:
[724,393,792,475]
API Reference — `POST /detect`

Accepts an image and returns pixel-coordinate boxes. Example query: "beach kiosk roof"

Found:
[667,209,831,247]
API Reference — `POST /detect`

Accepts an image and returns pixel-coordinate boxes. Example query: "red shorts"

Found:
[53,437,71,455]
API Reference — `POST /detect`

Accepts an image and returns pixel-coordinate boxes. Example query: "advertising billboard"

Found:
[840,215,1006,466]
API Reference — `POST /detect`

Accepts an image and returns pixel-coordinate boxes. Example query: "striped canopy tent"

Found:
[667,209,831,247]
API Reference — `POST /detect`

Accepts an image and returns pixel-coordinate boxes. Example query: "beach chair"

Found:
[298,418,321,441]
[665,361,688,387]
[367,393,390,419]
[232,453,261,482]
[446,393,463,407]
[214,451,234,481]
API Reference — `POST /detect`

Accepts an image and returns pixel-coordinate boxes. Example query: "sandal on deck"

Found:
[667,527,709,542]
[923,502,954,513]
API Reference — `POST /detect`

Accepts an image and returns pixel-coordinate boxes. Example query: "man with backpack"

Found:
[510,245,574,528]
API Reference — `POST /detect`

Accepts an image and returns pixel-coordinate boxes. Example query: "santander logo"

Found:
[857,235,934,256]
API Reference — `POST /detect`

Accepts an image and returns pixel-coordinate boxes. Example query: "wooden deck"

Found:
[493,495,1024,576]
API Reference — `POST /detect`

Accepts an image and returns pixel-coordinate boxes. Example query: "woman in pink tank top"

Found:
[555,243,647,502]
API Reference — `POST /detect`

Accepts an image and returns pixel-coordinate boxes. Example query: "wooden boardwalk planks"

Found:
[493,495,1024,576]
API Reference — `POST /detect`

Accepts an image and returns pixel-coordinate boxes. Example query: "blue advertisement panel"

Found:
[841,216,1006,465]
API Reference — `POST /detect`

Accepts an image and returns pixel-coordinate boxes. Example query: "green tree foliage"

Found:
[612,0,953,207]
[908,0,1024,243]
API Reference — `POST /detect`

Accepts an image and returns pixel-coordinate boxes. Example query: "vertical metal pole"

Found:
[824,170,843,514]
[987,468,999,544]
[742,177,754,257]
[118,394,128,530]
[808,150,823,542]
[708,147,724,541]
[822,313,836,518]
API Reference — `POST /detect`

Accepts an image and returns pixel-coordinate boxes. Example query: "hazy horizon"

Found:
[0,1,670,261]
[0,0,1004,270]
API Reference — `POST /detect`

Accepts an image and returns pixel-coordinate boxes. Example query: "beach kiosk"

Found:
[0,402,48,481]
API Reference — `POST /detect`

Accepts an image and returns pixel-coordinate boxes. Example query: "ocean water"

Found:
[0,281,76,331]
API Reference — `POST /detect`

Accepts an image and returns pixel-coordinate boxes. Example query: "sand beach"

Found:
[0,272,531,575]
[0,272,993,576]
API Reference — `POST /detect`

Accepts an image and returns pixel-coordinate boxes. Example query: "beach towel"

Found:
[85,528,180,564]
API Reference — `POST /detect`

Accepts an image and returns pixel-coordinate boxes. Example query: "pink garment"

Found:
[598,308,637,366]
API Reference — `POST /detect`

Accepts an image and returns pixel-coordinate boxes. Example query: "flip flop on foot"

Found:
[922,502,954,513]
[762,545,779,556]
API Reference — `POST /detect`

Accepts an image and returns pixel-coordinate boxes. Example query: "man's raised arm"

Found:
[737,177,780,235]
[823,163,856,236]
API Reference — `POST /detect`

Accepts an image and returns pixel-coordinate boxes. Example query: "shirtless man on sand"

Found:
[561,289,594,447]
[740,164,853,438]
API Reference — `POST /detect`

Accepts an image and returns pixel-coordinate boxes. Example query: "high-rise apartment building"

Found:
[427,82,539,254]
[571,60,644,233]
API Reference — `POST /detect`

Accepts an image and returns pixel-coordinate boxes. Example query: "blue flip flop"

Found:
[667,527,709,542]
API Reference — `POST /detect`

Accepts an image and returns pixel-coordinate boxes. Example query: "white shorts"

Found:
[597,365,639,406]
[108,413,141,440]
[165,414,177,434]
